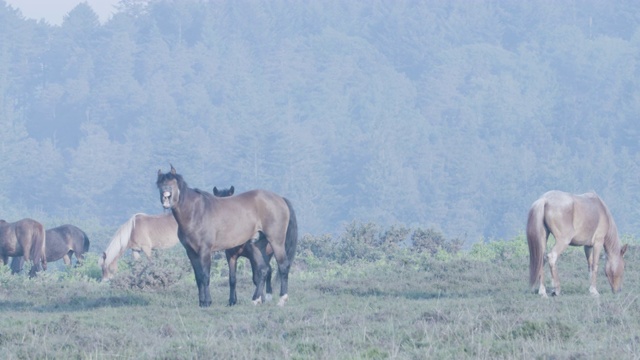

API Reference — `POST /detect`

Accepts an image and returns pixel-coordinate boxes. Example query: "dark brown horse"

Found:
[527,190,628,297]
[157,165,297,307]
[10,224,90,273]
[0,218,47,277]
[214,186,274,306]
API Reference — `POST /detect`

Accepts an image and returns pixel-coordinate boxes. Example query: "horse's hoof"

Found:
[277,294,289,307]
[252,298,262,306]
[199,301,212,308]
[265,294,273,302]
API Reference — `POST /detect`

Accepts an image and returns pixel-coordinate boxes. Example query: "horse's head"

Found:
[605,244,628,293]
[99,252,117,282]
[157,165,182,209]
[213,186,234,197]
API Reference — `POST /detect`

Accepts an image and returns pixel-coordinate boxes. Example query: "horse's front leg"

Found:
[199,252,213,307]
[585,244,602,296]
[184,245,211,307]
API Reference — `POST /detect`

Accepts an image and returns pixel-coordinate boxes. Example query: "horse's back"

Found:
[133,213,179,249]
[540,190,610,243]
[8,218,44,241]
[45,225,89,260]
[0,218,45,258]
[192,189,290,251]
[216,189,289,225]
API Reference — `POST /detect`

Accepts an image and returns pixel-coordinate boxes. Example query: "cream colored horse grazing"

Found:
[527,190,628,297]
[99,213,179,281]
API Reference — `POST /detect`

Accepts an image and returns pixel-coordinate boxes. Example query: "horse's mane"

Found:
[157,171,187,190]
[99,213,139,268]
[582,191,620,253]
[193,188,213,197]
[598,195,621,253]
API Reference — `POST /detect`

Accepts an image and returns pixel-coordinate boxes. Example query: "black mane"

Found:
[157,170,187,191]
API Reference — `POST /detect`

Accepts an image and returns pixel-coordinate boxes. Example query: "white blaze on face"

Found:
[162,191,172,208]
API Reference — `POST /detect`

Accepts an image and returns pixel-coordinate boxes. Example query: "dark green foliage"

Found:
[298,222,463,265]
[2,1,640,241]
[412,228,464,256]
[108,248,192,291]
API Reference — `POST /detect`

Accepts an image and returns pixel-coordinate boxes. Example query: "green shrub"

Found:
[411,228,463,255]
[468,233,529,262]
[108,249,192,291]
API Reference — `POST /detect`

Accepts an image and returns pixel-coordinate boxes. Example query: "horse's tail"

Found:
[527,198,547,289]
[100,214,138,273]
[82,231,91,253]
[30,221,46,274]
[283,198,298,264]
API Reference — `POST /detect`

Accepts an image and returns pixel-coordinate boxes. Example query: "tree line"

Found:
[1,0,639,244]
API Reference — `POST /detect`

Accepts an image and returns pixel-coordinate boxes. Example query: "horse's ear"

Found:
[230,186,234,195]
[213,187,219,196]
[157,169,162,177]
[621,244,628,256]
[170,164,176,174]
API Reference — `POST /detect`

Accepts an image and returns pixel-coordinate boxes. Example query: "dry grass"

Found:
[0,242,639,359]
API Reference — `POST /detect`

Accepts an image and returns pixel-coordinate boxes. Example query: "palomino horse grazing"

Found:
[157,165,297,307]
[527,190,628,297]
[0,218,47,277]
[99,213,179,281]
[214,186,274,306]
[11,224,90,272]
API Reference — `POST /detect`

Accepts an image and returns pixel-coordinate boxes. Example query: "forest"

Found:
[1,0,639,246]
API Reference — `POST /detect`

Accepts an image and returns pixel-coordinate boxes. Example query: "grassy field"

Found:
[0,238,639,359]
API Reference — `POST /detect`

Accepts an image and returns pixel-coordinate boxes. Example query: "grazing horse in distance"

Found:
[214,186,275,306]
[157,165,297,307]
[10,224,90,273]
[527,190,628,297]
[0,218,47,277]
[99,213,179,281]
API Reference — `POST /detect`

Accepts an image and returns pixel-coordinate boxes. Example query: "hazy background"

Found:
[6,0,118,25]
[1,0,639,247]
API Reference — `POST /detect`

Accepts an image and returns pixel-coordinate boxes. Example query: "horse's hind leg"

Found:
[548,239,569,296]
[537,255,547,297]
[247,243,270,305]
[74,251,85,267]
[269,244,291,306]
[63,252,72,266]
[264,260,273,302]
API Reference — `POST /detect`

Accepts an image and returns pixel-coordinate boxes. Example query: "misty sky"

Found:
[5,0,118,25]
